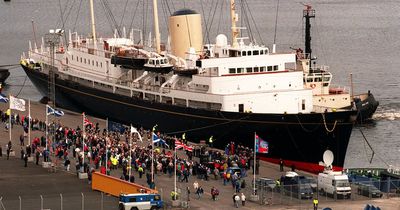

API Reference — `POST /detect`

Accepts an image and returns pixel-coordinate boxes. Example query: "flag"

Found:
[255,134,269,154]
[175,139,193,152]
[0,94,8,103]
[175,139,184,150]
[46,105,64,117]
[83,114,94,127]
[152,133,169,148]
[107,120,125,133]
[131,125,143,142]
[10,96,26,111]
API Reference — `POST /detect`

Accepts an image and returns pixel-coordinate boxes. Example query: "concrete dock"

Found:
[0,100,399,210]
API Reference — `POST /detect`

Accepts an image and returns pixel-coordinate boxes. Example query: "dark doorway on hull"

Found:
[239,104,244,112]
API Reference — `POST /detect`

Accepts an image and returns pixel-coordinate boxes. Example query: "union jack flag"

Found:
[83,113,94,127]
[175,139,193,152]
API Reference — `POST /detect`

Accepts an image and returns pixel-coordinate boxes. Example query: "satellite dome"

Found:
[216,34,228,47]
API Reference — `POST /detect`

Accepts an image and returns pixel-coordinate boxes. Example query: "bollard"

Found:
[19,196,21,210]
[101,192,103,210]
[60,194,63,210]
[81,192,84,210]
[40,195,43,210]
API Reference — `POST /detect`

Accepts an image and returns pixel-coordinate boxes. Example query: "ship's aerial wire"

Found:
[243,0,264,45]
[72,0,83,33]
[273,0,280,45]
[118,0,130,31]
[128,0,140,41]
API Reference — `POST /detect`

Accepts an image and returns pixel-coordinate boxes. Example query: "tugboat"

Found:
[297,5,379,123]
[20,0,356,172]
[0,68,10,84]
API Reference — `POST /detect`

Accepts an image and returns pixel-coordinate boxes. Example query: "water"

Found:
[0,0,399,169]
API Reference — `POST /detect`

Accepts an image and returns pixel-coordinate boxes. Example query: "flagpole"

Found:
[28,99,31,146]
[151,129,154,187]
[105,118,108,174]
[129,124,132,178]
[82,113,85,172]
[45,105,48,151]
[253,132,256,195]
[9,95,11,143]
[174,142,177,200]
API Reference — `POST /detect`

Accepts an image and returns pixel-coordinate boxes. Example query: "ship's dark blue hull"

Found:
[22,66,356,170]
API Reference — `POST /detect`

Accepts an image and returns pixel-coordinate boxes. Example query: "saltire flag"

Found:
[175,139,193,152]
[46,105,64,117]
[131,125,143,142]
[0,93,9,103]
[10,96,26,111]
[108,120,126,133]
[255,134,269,154]
[152,132,169,148]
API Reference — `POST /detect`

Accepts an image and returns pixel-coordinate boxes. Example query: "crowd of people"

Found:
[0,109,257,208]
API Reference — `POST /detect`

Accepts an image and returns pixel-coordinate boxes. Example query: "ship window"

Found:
[100,62,102,68]
[247,51,251,56]
[246,67,252,73]
[267,66,272,71]
[254,67,259,72]
[260,50,264,55]
[265,49,268,54]
[80,57,82,62]
[237,68,244,73]
[307,78,313,82]
[229,68,235,74]
[273,65,278,71]
[242,51,246,56]
[238,51,241,56]
[239,104,244,113]
[92,60,94,66]
[156,60,160,65]
[88,59,90,65]
[315,77,322,82]
[84,59,86,64]
[96,61,98,67]
[260,66,266,72]
[302,99,305,110]
[253,50,259,55]
[323,77,331,82]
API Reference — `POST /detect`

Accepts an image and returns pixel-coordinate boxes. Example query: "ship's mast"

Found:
[153,0,161,53]
[303,5,315,59]
[230,0,239,48]
[89,0,97,44]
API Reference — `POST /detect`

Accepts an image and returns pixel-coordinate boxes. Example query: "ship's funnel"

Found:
[169,9,203,59]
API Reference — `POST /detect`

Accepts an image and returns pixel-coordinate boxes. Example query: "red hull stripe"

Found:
[259,157,343,174]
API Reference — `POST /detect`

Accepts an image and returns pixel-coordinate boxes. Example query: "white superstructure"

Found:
[21,0,342,116]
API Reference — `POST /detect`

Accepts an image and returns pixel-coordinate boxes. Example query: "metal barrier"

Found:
[245,180,400,207]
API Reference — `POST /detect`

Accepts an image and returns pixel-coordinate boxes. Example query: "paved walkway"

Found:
[1,101,399,210]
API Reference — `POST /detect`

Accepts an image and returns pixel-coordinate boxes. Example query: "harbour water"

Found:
[0,0,399,169]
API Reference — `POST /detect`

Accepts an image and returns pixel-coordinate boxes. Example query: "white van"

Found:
[318,170,351,198]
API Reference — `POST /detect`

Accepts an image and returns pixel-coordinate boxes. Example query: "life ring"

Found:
[310,84,316,89]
